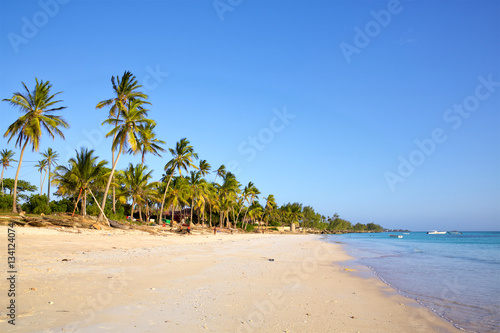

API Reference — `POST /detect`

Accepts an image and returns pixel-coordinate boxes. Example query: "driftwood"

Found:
[108,219,130,229]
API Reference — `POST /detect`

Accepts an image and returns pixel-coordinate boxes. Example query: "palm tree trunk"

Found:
[190,198,194,224]
[82,189,87,216]
[139,205,143,223]
[72,188,83,217]
[242,198,254,230]
[98,145,122,225]
[71,188,82,217]
[171,202,174,225]
[112,136,116,214]
[39,171,43,195]
[159,173,174,221]
[130,199,135,220]
[209,203,212,227]
[42,168,48,193]
[47,162,51,205]
[11,140,29,213]
[1,166,5,195]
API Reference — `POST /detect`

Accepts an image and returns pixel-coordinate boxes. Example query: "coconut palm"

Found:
[198,160,211,177]
[41,147,59,204]
[34,159,48,195]
[96,70,150,214]
[263,194,276,229]
[3,79,69,212]
[159,138,198,220]
[1,149,17,195]
[118,163,156,222]
[206,182,218,227]
[248,204,264,229]
[131,123,166,165]
[218,172,240,228]
[99,99,153,223]
[213,164,226,184]
[55,148,108,216]
[242,182,260,230]
[164,176,189,225]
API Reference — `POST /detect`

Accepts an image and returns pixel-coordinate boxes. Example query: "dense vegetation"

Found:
[1,72,383,233]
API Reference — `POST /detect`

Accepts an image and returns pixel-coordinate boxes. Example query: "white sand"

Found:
[0,226,459,332]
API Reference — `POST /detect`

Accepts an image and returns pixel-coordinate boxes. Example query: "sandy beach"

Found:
[1,226,460,332]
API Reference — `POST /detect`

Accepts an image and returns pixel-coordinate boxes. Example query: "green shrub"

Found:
[50,198,71,213]
[0,194,13,211]
[245,224,255,232]
[22,194,51,214]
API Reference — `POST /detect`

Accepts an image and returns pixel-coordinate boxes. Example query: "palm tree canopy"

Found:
[129,123,166,163]
[35,159,48,173]
[198,159,211,177]
[117,163,157,205]
[103,99,154,153]
[55,148,108,191]
[41,147,59,168]
[96,70,150,118]
[164,138,199,176]
[3,78,69,151]
[1,149,17,168]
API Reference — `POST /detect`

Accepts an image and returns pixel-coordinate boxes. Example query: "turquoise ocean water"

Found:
[326,232,500,333]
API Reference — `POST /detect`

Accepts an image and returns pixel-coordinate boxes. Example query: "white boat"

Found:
[389,234,403,238]
[427,230,447,234]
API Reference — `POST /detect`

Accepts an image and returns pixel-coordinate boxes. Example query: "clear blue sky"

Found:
[1,0,499,231]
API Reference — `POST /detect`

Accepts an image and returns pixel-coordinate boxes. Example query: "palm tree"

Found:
[3,79,69,213]
[242,182,260,230]
[99,99,153,223]
[118,163,156,222]
[159,138,198,220]
[214,164,226,184]
[263,194,276,230]
[163,176,189,225]
[131,123,166,165]
[0,149,17,195]
[34,159,48,195]
[41,147,59,204]
[198,160,211,177]
[218,172,240,228]
[96,70,150,214]
[55,148,108,216]
[206,182,218,227]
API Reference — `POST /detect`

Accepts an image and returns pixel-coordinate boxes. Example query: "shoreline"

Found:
[0,226,460,332]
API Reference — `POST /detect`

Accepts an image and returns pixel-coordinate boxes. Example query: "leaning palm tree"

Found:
[131,123,166,165]
[41,147,59,204]
[96,70,150,214]
[99,99,153,223]
[213,164,226,184]
[34,159,48,195]
[3,79,69,212]
[0,149,17,195]
[55,148,108,216]
[159,138,198,220]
